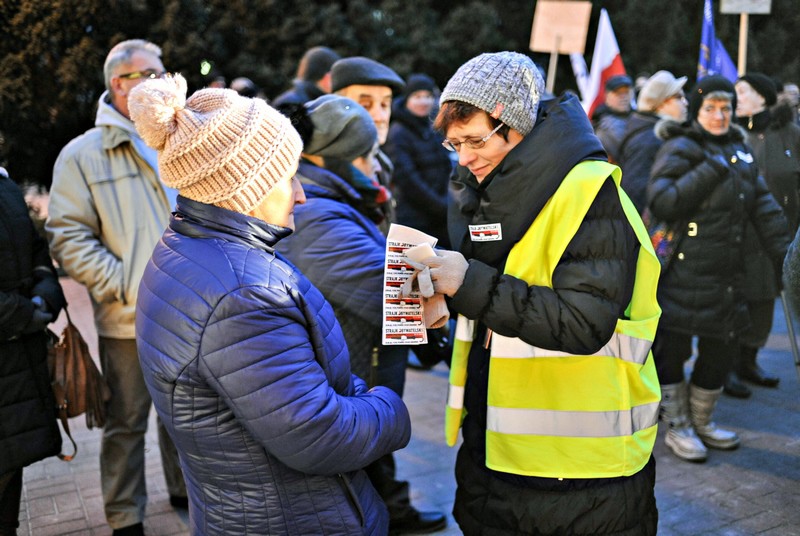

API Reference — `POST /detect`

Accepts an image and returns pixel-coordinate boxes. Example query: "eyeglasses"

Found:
[442,122,504,152]
[117,69,167,80]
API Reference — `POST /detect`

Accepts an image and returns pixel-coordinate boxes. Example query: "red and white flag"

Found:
[580,8,627,118]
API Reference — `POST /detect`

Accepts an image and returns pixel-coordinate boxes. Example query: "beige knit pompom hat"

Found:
[129,73,302,213]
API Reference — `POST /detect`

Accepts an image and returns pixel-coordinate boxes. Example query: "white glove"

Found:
[399,258,434,298]
[422,249,468,298]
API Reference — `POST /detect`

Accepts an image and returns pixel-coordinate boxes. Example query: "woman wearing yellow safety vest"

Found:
[407,52,662,535]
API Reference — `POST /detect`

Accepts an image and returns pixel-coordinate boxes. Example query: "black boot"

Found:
[723,370,751,398]
[737,346,779,387]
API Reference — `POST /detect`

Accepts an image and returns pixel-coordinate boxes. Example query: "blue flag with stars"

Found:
[698,0,738,82]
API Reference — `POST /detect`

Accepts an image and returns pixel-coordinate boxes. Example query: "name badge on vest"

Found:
[469,223,503,242]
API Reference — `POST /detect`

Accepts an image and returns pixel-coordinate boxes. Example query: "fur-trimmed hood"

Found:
[655,117,746,144]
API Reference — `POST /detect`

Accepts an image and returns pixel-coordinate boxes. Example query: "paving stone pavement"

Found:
[17,278,800,535]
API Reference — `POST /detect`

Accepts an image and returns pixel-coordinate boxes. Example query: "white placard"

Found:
[720,0,771,14]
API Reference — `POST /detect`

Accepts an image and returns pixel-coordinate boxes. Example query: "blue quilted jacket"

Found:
[136,196,411,535]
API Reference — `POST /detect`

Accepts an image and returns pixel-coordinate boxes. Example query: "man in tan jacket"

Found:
[46,39,185,536]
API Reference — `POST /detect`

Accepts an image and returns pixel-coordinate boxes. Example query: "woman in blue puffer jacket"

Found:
[129,75,410,536]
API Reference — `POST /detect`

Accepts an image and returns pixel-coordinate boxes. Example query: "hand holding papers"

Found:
[383,225,449,343]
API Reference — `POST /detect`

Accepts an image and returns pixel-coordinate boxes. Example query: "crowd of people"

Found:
[1,35,800,536]
[590,68,800,465]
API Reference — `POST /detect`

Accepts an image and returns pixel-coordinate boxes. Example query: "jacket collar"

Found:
[298,160,362,201]
[655,117,746,144]
[95,91,137,151]
[170,196,292,252]
[735,108,771,133]
[449,93,606,268]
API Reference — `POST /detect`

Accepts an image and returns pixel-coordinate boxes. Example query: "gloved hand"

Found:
[399,258,434,298]
[23,306,54,334]
[422,249,469,298]
[423,295,450,329]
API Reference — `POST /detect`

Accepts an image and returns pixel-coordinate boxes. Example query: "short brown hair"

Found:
[434,101,510,139]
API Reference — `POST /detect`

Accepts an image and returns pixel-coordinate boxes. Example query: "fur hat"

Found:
[637,71,687,112]
[129,73,302,214]
[738,72,778,107]
[331,57,405,94]
[688,75,737,121]
[439,51,544,136]
[303,95,377,160]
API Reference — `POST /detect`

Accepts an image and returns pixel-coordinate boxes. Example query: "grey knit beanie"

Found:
[303,94,377,160]
[439,52,544,136]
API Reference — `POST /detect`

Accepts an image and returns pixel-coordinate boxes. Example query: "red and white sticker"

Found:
[469,223,502,242]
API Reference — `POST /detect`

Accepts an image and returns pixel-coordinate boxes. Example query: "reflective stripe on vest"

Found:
[490,331,652,365]
[445,315,474,446]
[445,160,662,478]
[487,401,660,437]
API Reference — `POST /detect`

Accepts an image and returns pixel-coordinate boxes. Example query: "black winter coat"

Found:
[271,80,326,107]
[592,104,631,163]
[449,94,654,533]
[0,171,65,475]
[383,101,455,248]
[618,111,662,213]
[737,103,800,301]
[648,120,791,339]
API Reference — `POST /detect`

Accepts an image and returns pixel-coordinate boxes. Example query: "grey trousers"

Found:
[99,337,186,529]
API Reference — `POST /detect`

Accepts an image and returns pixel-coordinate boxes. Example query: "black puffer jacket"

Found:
[272,80,326,107]
[618,111,662,213]
[0,170,65,475]
[383,100,455,248]
[449,94,653,533]
[737,103,800,301]
[592,104,630,163]
[648,120,791,339]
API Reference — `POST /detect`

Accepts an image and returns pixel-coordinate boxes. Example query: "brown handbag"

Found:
[47,306,111,461]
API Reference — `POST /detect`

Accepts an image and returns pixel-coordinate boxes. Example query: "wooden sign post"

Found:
[720,0,772,75]
[530,1,592,94]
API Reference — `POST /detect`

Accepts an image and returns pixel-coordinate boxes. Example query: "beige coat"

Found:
[47,95,170,338]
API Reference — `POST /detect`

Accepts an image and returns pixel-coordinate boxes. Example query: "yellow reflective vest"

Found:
[445,160,662,479]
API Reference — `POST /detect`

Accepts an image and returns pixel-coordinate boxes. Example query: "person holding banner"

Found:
[410,51,661,535]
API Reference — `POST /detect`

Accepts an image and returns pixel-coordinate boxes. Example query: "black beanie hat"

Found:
[403,73,436,97]
[688,75,737,121]
[738,72,778,106]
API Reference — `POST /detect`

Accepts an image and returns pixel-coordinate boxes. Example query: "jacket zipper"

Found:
[338,473,365,528]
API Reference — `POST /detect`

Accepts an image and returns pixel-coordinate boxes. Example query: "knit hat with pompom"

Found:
[128,74,302,213]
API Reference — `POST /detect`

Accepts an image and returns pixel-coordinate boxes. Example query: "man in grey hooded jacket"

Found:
[46,39,185,536]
